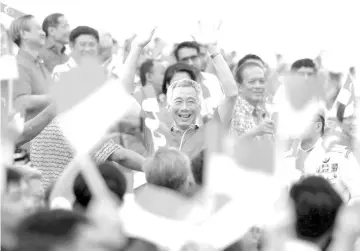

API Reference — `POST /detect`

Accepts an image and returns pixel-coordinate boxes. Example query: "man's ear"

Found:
[48,27,56,37]
[145,72,152,83]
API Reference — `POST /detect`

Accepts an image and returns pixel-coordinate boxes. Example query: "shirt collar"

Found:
[66,57,78,69]
[238,96,255,114]
[171,124,199,134]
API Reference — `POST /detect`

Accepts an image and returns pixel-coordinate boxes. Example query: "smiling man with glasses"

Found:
[174,41,224,120]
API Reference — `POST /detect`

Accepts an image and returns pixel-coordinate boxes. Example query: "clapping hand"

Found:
[253,120,275,137]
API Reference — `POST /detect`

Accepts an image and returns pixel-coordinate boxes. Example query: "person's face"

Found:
[342,115,356,138]
[148,62,166,90]
[301,119,323,140]
[49,15,70,44]
[177,47,201,70]
[170,86,200,130]
[296,67,316,79]
[71,34,99,59]
[239,65,266,104]
[22,18,46,48]
[99,34,114,62]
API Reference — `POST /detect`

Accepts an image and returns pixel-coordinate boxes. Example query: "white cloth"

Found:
[52,57,77,80]
[303,139,360,202]
[201,72,225,112]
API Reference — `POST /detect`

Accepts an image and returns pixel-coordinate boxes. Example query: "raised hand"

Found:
[191,20,222,46]
[132,27,157,49]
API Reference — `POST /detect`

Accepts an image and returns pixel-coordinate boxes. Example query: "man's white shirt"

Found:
[201,72,225,114]
[302,138,360,203]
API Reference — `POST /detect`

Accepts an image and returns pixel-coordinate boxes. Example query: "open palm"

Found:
[191,20,222,46]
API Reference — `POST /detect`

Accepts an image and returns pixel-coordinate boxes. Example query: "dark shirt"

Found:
[14,49,51,121]
[39,40,69,73]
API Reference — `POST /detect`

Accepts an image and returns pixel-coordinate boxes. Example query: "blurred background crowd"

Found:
[2,1,360,251]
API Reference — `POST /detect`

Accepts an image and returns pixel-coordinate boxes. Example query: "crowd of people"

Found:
[1,11,360,251]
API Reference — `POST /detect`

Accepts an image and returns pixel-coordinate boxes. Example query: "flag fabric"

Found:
[1,3,26,19]
[336,74,355,122]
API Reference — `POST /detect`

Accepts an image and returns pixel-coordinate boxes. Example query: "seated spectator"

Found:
[290,176,344,251]
[73,162,127,211]
[143,147,194,195]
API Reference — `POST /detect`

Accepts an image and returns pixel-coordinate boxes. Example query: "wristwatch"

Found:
[210,52,221,59]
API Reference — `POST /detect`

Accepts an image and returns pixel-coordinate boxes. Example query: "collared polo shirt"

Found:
[39,40,69,73]
[14,49,52,121]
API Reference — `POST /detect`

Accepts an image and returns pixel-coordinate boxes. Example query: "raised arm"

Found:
[120,29,156,93]
[207,44,238,98]
[16,94,51,112]
[14,65,51,112]
[15,103,56,147]
[14,65,56,147]
[191,21,238,124]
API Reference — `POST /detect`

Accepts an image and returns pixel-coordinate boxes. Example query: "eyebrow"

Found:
[180,55,198,60]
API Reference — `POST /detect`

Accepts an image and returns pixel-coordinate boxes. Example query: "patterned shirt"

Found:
[229,96,267,137]
[32,58,121,189]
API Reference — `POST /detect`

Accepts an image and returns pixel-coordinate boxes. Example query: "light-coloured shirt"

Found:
[201,72,225,114]
[302,139,360,203]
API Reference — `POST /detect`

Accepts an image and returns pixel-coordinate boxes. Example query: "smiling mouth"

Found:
[178,114,191,119]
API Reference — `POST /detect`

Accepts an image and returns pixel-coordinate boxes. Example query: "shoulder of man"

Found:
[52,62,72,80]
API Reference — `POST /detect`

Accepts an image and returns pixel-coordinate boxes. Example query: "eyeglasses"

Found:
[180,55,199,63]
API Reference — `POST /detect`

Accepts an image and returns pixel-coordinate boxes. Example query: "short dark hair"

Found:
[6,167,23,184]
[317,114,325,135]
[42,13,64,37]
[162,62,199,94]
[291,58,316,72]
[237,54,264,68]
[235,61,264,84]
[73,162,127,209]
[140,59,154,86]
[191,150,205,185]
[174,41,200,61]
[69,26,99,44]
[290,176,343,241]
[15,209,89,251]
[16,209,89,238]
